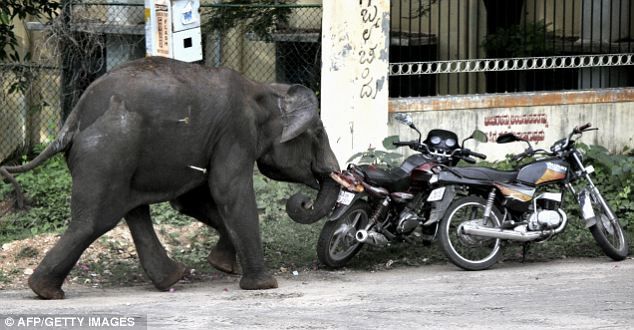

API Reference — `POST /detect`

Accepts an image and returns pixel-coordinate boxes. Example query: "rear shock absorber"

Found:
[483,189,496,225]
[356,197,391,245]
[369,197,390,227]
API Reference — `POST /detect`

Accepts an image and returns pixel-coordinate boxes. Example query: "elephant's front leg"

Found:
[125,205,188,291]
[209,164,277,290]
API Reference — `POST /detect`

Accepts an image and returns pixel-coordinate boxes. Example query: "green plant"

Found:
[482,20,556,57]
[346,136,404,168]
[203,1,296,40]
[577,144,634,227]
[0,153,71,243]
[150,202,191,227]
[0,0,59,62]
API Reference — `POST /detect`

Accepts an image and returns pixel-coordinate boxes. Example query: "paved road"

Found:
[1,258,633,329]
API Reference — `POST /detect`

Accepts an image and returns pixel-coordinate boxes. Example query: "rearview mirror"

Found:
[394,113,414,127]
[496,133,522,144]
[471,130,488,143]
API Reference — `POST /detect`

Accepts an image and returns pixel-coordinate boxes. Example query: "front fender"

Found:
[423,186,456,226]
[328,192,366,221]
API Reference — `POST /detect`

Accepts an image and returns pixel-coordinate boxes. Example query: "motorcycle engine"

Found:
[527,192,565,231]
[528,209,564,230]
[396,209,421,234]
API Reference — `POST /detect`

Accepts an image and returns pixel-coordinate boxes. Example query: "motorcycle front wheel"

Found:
[317,200,371,268]
[439,195,503,271]
[588,189,629,260]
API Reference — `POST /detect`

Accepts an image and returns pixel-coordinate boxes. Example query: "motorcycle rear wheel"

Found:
[317,200,371,268]
[588,190,629,260]
[439,195,503,271]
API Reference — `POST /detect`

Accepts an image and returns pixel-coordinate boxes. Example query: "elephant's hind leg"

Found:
[171,187,240,274]
[125,205,188,291]
[208,235,241,274]
[28,193,124,299]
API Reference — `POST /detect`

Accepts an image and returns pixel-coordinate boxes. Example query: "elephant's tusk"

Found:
[188,165,207,174]
[303,200,314,210]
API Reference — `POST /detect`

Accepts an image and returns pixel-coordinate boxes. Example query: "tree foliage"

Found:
[0,0,60,62]
[203,0,296,39]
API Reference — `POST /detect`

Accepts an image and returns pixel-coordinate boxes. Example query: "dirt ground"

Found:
[0,223,209,291]
[0,257,632,329]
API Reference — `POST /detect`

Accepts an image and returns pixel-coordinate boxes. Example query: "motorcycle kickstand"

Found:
[521,243,531,263]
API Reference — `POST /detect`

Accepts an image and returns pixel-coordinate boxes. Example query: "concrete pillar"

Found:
[321,0,390,167]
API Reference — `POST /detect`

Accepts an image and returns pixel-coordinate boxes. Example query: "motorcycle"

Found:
[434,123,629,271]
[317,113,487,268]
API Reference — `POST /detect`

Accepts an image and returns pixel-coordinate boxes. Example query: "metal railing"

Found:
[389,0,634,97]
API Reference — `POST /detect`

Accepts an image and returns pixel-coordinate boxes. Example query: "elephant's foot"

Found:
[152,262,189,291]
[28,272,65,300]
[239,273,278,290]
[207,246,241,275]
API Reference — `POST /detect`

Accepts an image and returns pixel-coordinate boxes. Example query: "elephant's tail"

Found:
[2,109,78,173]
[0,109,79,208]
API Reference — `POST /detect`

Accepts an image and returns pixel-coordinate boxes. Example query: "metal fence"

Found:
[3,0,634,162]
[389,0,634,97]
[0,1,322,164]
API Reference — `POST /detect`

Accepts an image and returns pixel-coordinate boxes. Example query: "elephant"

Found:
[0,56,340,299]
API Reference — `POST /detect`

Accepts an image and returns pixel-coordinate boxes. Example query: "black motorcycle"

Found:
[433,123,629,270]
[317,114,487,268]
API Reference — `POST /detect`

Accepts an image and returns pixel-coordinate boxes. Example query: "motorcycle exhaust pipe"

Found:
[461,213,567,242]
[356,229,389,246]
[356,229,369,242]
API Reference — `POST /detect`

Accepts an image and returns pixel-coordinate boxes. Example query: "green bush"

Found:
[0,154,71,242]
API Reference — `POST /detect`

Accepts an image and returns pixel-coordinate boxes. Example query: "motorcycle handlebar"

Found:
[573,122,592,134]
[392,141,413,147]
[461,156,477,164]
[467,150,487,160]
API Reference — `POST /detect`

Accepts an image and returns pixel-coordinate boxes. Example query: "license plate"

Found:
[337,191,355,205]
[427,187,446,202]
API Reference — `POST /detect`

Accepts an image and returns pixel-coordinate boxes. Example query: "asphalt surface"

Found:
[1,258,633,329]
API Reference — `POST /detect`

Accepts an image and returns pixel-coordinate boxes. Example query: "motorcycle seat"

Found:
[450,167,518,183]
[362,166,411,192]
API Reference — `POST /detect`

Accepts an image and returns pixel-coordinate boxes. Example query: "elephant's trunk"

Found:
[286,174,340,224]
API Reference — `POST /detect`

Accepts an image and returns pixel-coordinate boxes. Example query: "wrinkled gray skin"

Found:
[0,57,340,299]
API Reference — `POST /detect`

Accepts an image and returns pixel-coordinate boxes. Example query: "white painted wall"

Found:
[321,0,391,167]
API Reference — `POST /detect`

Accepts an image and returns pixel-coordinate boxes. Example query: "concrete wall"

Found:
[388,89,634,161]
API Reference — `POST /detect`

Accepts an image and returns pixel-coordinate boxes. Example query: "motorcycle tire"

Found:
[317,200,371,268]
[439,195,503,271]
[588,191,629,260]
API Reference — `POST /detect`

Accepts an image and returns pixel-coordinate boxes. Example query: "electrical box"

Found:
[145,0,202,62]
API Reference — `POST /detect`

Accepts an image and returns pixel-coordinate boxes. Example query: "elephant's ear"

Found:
[280,85,319,143]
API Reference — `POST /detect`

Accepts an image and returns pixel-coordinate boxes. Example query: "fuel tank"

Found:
[399,154,435,192]
[517,159,569,186]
